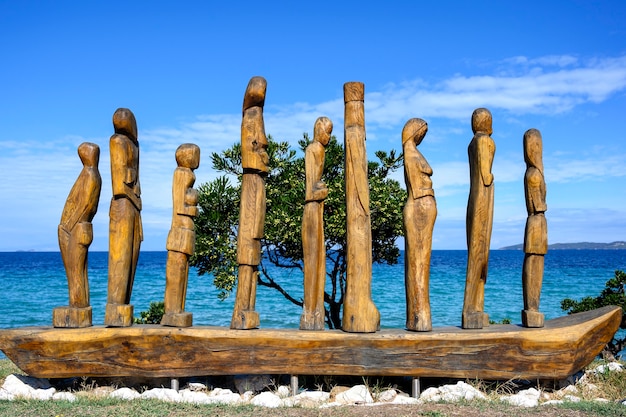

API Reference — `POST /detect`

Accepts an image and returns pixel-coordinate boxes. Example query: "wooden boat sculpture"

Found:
[0,78,621,382]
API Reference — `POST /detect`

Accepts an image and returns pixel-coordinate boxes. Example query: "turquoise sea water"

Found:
[0,250,625,331]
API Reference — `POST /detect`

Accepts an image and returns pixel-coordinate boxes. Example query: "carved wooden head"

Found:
[175,143,200,170]
[78,142,100,168]
[471,108,493,135]
[113,108,138,143]
[402,118,428,147]
[314,117,333,146]
[523,128,544,171]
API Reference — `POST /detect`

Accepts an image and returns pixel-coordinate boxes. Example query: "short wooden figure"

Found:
[342,82,380,333]
[231,76,269,330]
[462,108,495,329]
[162,144,200,328]
[105,108,142,327]
[300,117,332,330]
[402,118,436,332]
[521,128,547,328]
[53,142,102,328]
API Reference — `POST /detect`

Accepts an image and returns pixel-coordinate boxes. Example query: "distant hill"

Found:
[499,241,626,250]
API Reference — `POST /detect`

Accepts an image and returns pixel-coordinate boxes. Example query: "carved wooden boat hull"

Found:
[0,306,620,380]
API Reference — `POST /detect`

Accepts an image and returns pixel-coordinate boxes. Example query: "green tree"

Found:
[561,270,626,358]
[191,135,406,329]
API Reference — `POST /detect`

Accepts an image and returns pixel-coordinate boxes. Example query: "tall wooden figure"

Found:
[300,117,333,330]
[342,82,380,333]
[231,76,269,330]
[521,128,547,328]
[105,108,142,327]
[402,119,437,332]
[162,144,200,328]
[53,142,102,328]
[462,108,495,329]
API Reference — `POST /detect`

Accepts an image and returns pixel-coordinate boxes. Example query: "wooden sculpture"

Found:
[105,108,143,327]
[342,82,380,333]
[300,117,333,330]
[53,142,102,328]
[521,128,547,328]
[462,108,495,329]
[402,119,436,332]
[231,76,269,330]
[161,144,200,328]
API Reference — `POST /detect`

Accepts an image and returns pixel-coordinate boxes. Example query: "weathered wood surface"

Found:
[300,117,332,330]
[232,76,269,330]
[53,142,101,328]
[342,82,380,333]
[462,108,496,329]
[162,144,200,328]
[105,108,142,327]
[402,119,436,332]
[0,306,619,380]
[522,128,547,328]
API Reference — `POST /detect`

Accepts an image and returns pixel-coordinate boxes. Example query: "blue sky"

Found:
[1,1,625,251]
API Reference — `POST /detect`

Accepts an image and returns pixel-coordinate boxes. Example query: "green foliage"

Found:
[133,301,165,324]
[191,135,406,329]
[561,270,626,356]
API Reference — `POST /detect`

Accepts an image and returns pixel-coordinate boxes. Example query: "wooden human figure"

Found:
[462,108,495,329]
[161,144,200,328]
[53,142,102,328]
[402,119,437,332]
[300,117,333,331]
[342,82,380,333]
[521,128,547,328]
[231,76,269,330]
[105,108,142,327]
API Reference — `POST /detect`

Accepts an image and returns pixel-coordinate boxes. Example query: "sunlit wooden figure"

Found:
[231,76,269,330]
[521,128,547,328]
[462,108,495,329]
[53,142,102,328]
[105,108,142,327]
[300,117,332,330]
[162,143,200,327]
[342,82,380,333]
[402,119,436,332]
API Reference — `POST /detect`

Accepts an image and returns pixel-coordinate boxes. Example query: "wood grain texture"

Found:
[105,108,142,327]
[0,306,619,380]
[342,82,380,333]
[54,142,101,328]
[402,119,436,332]
[463,108,495,329]
[522,128,547,328]
[300,117,332,330]
[162,144,200,328]
[232,76,268,330]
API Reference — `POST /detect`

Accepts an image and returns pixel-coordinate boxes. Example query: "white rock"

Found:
[500,388,541,408]
[418,386,442,402]
[593,362,624,374]
[250,391,282,407]
[53,391,77,402]
[276,385,291,398]
[335,385,373,405]
[561,384,579,395]
[0,388,14,401]
[376,388,397,402]
[141,387,182,402]
[391,394,420,404]
[282,390,330,407]
[563,394,581,402]
[187,382,207,392]
[180,389,212,404]
[209,387,234,396]
[428,381,486,403]
[242,390,255,402]
[210,392,242,405]
[109,387,141,401]
[31,387,57,401]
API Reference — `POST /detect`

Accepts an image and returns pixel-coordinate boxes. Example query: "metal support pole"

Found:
[290,375,299,396]
[171,378,179,391]
[411,377,420,398]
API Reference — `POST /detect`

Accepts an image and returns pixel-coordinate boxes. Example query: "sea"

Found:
[1,250,625,332]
